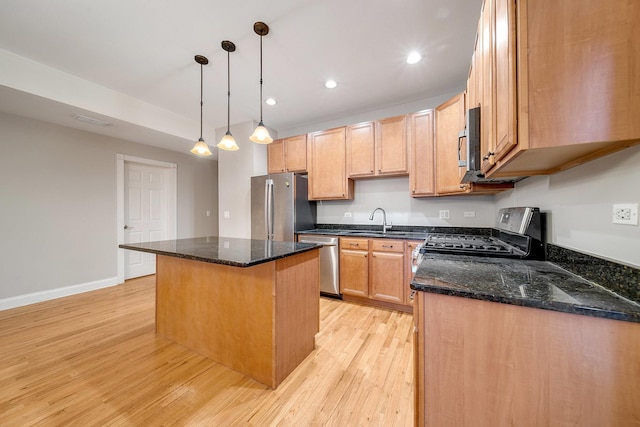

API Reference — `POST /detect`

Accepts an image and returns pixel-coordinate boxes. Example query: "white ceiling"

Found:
[0,0,482,157]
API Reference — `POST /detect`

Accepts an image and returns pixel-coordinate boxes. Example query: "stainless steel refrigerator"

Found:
[251,173,316,241]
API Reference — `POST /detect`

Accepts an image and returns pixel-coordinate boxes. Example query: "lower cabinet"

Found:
[369,239,404,304]
[340,237,411,312]
[413,291,640,426]
[339,238,369,298]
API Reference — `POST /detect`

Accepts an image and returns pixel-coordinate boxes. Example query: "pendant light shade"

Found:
[217,40,239,151]
[191,139,212,155]
[249,21,273,144]
[191,55,213,156]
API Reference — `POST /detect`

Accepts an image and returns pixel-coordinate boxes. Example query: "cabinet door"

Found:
[435,93,467,195]
[409,110,435,197]
[479,0,496,173]
[308,127,353,200]
[492,0,517,162]
[414,292,426,427]
[370,240,404,304]
[467,38,480,110]
[376,115,408,175]
[339,248,369,298]
[267,139,285,174]
[347,122,376,177]
[284,135,307,172]
[521,0,640,150]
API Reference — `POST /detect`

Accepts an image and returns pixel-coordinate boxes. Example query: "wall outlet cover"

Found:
[612,203,638,225]
[439,210,450,219]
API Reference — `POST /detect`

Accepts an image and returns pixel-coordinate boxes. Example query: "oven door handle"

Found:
[411,245,424,275]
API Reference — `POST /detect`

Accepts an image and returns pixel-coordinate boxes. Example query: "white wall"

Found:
[277,91,461,139]
[317,177,496,227]
[496,144,640,268]
[0,112,218,305]
[216,121,269,238]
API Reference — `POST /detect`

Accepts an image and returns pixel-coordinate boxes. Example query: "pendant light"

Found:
[191,55,213,156]
[217,40,239,151]
[249,21,274,144]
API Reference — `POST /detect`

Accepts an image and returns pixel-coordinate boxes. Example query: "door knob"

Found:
[124,225,133,230]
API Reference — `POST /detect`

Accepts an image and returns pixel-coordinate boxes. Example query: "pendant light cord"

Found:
[259,34,263,122]
[227,49,231,132]
[199,63,204,140]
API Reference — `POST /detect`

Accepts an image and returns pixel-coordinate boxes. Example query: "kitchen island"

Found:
[411,253,640,426]
[119,237,321,389]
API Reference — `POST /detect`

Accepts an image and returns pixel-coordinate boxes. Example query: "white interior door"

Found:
[124,162,168,279]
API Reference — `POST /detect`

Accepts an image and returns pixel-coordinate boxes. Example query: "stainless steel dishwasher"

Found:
[297,234,340,298]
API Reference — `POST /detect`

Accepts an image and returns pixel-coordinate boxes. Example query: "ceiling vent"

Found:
[73,114,110,127]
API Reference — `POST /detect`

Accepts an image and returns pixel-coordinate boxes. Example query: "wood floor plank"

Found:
[0,275,413,426]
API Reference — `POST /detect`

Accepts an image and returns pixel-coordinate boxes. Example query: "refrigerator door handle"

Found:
[265,178,274,240]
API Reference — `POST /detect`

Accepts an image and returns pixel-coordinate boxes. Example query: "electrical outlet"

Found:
[206,210,211,217]
[344,212,352,218]
[464,211,476,218]
[612,203,638,225]
[439,210,450,219]
[223,210,230,219]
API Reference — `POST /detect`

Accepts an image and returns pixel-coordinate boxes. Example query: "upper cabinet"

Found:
[474,0,640,179]
[435,93,468,195]
[307,127,354,200]
[376,115,408,176]
[409,110,436,197]
[346,116,409,178]
[267,135,307,174]
[267,139,285,173]
[346,121,376,177]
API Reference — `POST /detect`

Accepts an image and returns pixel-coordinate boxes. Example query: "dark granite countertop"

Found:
[297,225,488,241]
[119,237,321,268]
[411,253,640,323]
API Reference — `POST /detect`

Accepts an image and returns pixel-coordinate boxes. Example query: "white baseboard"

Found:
[0,277,121,311]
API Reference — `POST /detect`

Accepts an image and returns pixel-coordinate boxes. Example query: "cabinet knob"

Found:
[482,151,495,161]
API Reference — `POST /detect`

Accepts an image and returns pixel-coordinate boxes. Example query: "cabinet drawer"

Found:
[340,238,369,250]
[371,239,404,253]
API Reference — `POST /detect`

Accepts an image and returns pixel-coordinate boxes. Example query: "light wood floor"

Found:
[0,275,414,426]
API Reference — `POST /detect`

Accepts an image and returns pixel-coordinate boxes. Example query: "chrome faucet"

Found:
[369,207,392,233]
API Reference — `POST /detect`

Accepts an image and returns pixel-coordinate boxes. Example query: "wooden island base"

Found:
[155,250,319,389]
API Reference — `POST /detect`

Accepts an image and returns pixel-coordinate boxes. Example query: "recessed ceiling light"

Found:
[407,51,422,65]
[265,97,277,106]
[325,79,337,89]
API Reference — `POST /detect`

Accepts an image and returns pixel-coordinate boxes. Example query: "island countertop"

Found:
[411,253,640,323]
[119,236,321,268]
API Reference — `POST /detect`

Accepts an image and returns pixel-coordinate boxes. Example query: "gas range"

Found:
[419,207,545,260]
